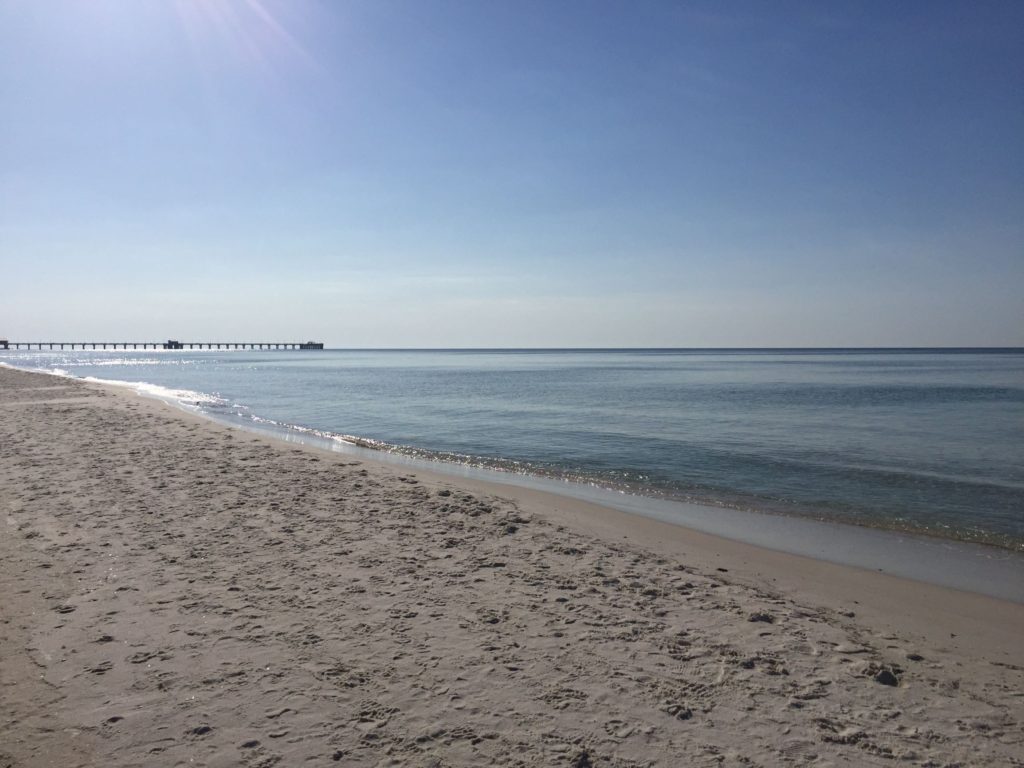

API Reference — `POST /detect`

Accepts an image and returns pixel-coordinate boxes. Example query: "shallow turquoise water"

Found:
[6,348,1023,549]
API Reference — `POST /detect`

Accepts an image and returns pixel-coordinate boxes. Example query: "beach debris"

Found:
[861,662,903,686]
[662,701,694,720]
[874,668,900,686]
[748,612,775,623]
[569,749,594,768]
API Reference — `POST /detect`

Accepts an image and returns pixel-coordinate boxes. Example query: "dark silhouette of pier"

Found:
[0,339,324,351]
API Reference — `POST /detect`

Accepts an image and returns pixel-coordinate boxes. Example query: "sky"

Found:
[1,0,1022,347]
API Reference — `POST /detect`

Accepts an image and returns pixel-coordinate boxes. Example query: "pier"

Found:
[0,339,324,351]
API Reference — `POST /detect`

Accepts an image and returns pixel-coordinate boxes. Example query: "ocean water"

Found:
[5,348,1023,552]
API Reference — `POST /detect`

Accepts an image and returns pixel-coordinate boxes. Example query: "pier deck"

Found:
[0,340,324,351]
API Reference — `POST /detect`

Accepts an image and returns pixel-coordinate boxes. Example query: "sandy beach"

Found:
[1,365,1022,767]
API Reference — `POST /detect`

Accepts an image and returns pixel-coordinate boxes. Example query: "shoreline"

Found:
[6,360,1023,600]
[203,405,1024,556]
[204,407,1024,602]
[2,366,1022,766]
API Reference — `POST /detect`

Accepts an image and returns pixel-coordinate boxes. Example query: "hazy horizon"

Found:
[3,343,1023,352]
[2,1,1022,347]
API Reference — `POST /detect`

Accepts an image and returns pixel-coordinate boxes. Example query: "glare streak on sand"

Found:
[0,366,1022,767]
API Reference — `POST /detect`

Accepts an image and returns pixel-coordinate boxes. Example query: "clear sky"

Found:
[1,0,1021,347]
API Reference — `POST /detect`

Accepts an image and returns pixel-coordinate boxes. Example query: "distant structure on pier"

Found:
[0,338,325,351]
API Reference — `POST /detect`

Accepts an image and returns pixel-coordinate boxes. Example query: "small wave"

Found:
[1,360,224,407]
[0,360,76,379]
[15,364,228,409]
[242,413,392,450]
[84,376,228,408]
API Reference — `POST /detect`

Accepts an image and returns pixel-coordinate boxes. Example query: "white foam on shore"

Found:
[0,361,225,409]
[88,377,227,407]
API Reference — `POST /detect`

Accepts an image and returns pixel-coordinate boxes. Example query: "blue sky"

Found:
[1,0,1021,346]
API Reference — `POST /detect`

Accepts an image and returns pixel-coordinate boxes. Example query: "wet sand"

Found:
[1,365,1022,767]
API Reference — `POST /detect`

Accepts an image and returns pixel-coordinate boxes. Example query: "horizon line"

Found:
[4,344,1023,352]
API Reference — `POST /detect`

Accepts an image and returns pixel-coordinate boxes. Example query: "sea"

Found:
[5,348,1024,563]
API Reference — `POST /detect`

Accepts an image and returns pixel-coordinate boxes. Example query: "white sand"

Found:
[1,366,1022,767]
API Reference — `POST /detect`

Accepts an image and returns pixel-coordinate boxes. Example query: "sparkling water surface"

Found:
[6,348,1023,550]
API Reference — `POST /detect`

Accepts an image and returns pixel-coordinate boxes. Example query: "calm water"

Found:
[5,348,1023,550]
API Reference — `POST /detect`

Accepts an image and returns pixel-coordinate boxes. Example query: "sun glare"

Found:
[169,0,315,72]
